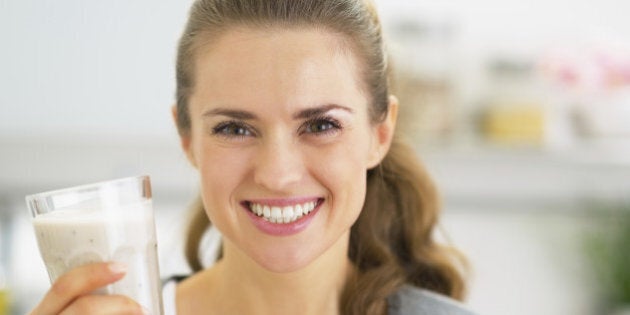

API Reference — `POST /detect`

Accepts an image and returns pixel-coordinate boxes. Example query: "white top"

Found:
[162,280,177,315]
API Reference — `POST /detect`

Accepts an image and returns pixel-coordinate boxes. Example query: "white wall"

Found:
[380,0,630,53]
[0,0,193,138]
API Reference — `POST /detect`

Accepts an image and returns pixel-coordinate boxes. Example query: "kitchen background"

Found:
[1,0,630,314]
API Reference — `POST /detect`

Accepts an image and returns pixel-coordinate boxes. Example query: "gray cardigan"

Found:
[388,285,477,315]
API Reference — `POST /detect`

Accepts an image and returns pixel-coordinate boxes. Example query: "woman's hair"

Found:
[174,0,467,313]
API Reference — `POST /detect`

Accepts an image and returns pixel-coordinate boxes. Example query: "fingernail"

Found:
[108,262,127,275]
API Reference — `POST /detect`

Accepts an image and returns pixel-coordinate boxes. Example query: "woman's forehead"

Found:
[190,27,368,115]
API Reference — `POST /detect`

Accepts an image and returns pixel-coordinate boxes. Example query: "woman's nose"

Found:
[253,136,304,191]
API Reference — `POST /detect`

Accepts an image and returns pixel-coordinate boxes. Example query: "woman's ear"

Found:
[171,105,197,168]
[367,95,398,169]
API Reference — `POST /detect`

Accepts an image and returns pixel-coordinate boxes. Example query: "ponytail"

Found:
[341,138,467,314]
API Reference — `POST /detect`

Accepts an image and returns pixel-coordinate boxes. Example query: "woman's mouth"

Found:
[244,198,322,224]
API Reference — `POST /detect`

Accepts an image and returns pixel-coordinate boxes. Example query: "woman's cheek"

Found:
[198,146,250,217]
[312,140,370,201]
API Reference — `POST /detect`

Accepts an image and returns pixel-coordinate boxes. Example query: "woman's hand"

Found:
[29,262,147,315]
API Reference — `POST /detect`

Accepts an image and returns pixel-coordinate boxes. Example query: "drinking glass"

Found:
[26,176,163,315]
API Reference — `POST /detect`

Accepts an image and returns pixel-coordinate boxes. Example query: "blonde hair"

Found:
[174,1,467,314]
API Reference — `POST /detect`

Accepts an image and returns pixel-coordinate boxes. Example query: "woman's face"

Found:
[180,27,395,272]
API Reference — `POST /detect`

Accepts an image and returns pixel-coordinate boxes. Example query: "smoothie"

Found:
[32,199,162,314]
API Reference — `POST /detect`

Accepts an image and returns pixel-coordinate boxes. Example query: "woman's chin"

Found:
[245,234,348,274]
[251,249,318,274]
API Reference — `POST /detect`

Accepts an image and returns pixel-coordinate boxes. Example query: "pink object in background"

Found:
[541,43,630,137]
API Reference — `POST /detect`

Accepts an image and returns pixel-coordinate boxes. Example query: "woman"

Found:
[30,0,475,314]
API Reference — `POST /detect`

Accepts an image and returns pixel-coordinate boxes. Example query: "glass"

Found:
[25,176,163,315]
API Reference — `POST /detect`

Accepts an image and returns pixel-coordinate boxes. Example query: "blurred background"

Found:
[1,0,630,314]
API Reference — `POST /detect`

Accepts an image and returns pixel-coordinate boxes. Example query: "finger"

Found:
[30,262,127,315]
[60,294,146,315]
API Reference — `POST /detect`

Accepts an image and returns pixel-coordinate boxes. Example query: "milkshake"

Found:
[26,176,163,315]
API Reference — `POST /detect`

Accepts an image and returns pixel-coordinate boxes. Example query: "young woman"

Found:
[31,1,475,314]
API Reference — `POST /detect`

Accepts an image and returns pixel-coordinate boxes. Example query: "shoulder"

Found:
[163,268,224,315]
[162,273,204,315]
[388,285,478,315]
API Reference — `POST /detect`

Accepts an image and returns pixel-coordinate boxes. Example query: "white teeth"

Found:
[249,200,319,224]
[282,207,294,223]
[271,207,282,221]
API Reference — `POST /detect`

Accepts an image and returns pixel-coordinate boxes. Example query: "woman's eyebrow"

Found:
[293,104,354,119]
[202,108,258,120]
[202,104,352,120]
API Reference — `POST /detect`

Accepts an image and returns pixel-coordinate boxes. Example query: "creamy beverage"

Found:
[27,176,163,315]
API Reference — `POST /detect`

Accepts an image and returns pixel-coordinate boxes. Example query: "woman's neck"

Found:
[180,232,353,315]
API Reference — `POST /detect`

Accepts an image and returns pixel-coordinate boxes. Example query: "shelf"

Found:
[416,139,630,211]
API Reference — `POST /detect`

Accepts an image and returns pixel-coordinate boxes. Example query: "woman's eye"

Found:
[212,122,253,137]
[303,118,342,135]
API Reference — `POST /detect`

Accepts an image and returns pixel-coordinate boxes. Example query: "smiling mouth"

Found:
[244,199,322,224]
